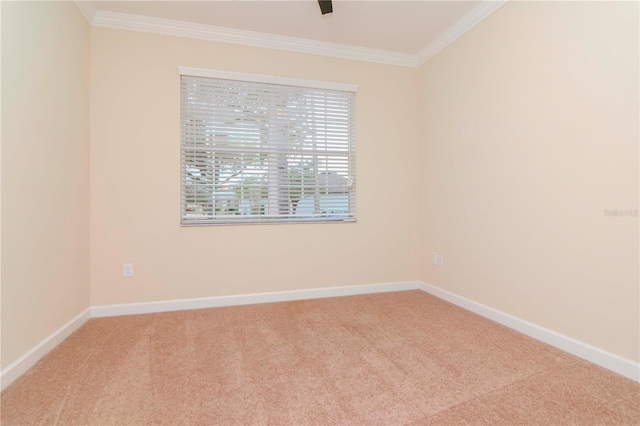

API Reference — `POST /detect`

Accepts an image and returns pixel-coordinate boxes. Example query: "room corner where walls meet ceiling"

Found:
[73,0,508,67]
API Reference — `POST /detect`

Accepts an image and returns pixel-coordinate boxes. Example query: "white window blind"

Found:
[180,71,356,225]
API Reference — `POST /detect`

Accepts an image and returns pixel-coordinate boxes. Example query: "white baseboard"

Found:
[418,281,640,383]
[91,281,421,317]
[1,282,418,390]
[3,280,637,392]
[0,308,91,391]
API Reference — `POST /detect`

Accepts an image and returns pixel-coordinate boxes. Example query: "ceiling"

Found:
[91,1,479,55]
[77,1,507,66]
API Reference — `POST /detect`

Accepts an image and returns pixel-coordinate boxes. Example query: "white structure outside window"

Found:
[180,68,356,225]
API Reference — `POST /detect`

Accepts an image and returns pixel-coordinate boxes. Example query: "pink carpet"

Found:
[2,290,638,425]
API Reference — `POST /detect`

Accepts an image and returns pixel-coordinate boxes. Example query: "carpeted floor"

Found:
[1,290,639,425]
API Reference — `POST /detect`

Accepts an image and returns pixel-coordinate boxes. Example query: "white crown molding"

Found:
[73,1,97,25]
[91,10,418,68]
[417,0,509,66]
[76,0,507,68]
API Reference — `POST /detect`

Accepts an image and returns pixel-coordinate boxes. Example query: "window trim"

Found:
[179,67,357,226]
[178,67,358,94]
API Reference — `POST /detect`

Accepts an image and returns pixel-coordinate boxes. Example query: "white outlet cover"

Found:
[431,253,437,265]
[123,263,134,277]
[437,254,444,266]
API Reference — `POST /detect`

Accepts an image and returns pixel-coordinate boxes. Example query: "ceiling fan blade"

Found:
[318,0,333,15]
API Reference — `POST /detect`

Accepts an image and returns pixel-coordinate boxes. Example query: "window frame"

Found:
[179,67,357,226]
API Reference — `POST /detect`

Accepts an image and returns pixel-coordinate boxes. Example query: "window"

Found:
[180,68,356,225]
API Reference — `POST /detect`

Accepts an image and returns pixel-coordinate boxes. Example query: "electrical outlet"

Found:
[123,263,134,277]
[437,254,444,266]
[431,253,437,265]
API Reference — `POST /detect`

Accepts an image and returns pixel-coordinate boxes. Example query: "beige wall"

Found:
[2,0,636,371]
[418,1,639,362]
[89,29,421,306]
[1,2,90,369]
